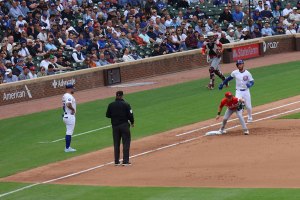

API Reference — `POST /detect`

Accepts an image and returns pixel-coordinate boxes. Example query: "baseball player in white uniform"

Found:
[62,83,77,152]
[219,60,254,123]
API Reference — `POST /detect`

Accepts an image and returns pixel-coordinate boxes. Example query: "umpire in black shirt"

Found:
[106,91,134,166]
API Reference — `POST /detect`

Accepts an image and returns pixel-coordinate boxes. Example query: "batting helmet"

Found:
[225,91,233,98]
[236,59,244,66]
[65,83,74,89]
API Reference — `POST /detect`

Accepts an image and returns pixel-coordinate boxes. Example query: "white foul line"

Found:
[0,105,299,198]
[38,125,111,144]
[176,100,300,137]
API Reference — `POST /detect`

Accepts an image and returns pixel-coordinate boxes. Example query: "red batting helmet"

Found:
[225,91,233,98]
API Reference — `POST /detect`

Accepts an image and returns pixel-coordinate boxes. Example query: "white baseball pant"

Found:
[235,89,252,120]
[63,115,76,135]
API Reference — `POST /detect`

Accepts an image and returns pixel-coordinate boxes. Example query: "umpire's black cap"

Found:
[116,91,123,97]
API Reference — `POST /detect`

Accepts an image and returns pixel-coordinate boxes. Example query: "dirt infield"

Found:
[1,52,300,189]
[2,95,300,188]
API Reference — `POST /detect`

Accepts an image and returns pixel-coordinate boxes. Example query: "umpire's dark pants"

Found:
[112,122,131,163]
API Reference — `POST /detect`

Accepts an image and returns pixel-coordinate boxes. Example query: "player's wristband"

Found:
[217,112,221,115]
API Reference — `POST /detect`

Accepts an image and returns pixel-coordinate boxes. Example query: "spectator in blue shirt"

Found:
[232,5,244,22]
[261,22,275,36]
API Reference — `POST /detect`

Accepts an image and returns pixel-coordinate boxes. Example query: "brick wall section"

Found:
[1,34,299,106]
[262,35,296,56]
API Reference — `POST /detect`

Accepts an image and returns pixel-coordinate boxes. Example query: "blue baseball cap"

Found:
[65,83,74,89]
[236,60,244,65]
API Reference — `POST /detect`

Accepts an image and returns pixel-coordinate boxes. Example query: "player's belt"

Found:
[237,89,247,91]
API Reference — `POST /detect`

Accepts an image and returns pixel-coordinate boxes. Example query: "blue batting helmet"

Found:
[65,83,74,89]
[236,60,244,66]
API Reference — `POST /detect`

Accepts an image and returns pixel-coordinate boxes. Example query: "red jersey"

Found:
[219,97,239,110]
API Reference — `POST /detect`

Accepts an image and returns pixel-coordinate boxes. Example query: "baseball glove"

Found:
[237,101,245,111]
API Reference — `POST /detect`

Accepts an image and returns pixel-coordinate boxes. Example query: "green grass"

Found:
[1,182,300,200]
[0,61,300,178]
[280,112,300,119]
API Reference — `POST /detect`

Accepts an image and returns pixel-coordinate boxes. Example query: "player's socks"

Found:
[65,135,71,149]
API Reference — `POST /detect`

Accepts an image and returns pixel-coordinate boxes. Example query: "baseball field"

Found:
[0,59,300,199]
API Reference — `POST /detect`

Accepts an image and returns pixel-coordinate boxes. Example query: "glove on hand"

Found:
[237,101,245,111]
[218,83,224,90]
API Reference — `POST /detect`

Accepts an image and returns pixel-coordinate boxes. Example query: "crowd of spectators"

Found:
[0,0,300,84]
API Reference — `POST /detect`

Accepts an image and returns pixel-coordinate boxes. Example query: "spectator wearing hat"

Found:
[28,66,37,79]
[219,7,234,24]
[261,22,275,36]
[18,66,31,80]
[252,25,263,38]
[169,17,180,29]
[282,3,293,17]
[72,44,85,63]
[226,29,236,43]
[240,28,252,40]
[261,3,273,19]
[37,27,48,42]
[289,7,300,22]
[3,68,18,83]
[194,6,207,20]
[232,5,244,23]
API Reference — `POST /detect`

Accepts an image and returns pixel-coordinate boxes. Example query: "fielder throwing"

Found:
[216,92,249,135]
[62,83,77,152]
[202,32,227,90]
[219,60,254,123]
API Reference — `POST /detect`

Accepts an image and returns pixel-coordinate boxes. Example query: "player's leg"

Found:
[236,110,249,135]
[113,125,122,165]
[121,123,131,165]
[64,116,76,152]
[208,67,215,89]
[213,57,226,83]
[244,90,253,122]
[219,109,233,133]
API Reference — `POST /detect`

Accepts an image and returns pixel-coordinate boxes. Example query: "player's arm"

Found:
[127,104,134,127]
[66,103,75,114]
[218,76,233,90]
[216,102,224,120]
[246,80,254,88]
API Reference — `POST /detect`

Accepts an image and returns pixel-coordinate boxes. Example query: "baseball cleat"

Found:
[64,147,77,152]
[115,162,121,166]
[247,118,253,123]
[217,129,227,134]
[244,130,249,135]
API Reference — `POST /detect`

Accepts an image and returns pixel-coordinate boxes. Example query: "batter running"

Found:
[216,92,249,135]
[219,60,254,123]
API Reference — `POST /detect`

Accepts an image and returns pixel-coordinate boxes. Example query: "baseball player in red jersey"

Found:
[202,32,227,90]
[216,91,249,135]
